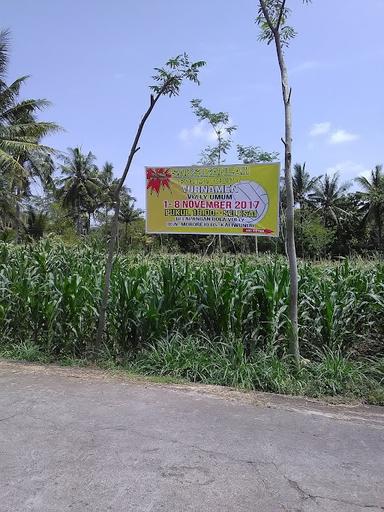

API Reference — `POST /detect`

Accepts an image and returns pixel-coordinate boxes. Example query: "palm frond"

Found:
[0,98,51,123]
[0,120,60,139]
[0,29,10,79]
[0,76,30,111]
[0,147,28,177]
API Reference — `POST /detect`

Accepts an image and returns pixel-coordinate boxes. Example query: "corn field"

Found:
[0,240,383,360]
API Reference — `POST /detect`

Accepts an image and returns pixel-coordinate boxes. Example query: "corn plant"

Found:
[1,241,383,363]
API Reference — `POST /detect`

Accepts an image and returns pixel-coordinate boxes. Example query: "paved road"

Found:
[1,361,383,512]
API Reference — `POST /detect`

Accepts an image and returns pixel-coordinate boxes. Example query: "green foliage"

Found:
[237,145,279,164]
[191,98,237,165]
[150,53,205,97]
[56,147,103,234]
[25,208,48,240]
[191,99,236,132]
[0,29,59,243]
[306,348,369,397]
[0,340,48,362]
[257,0,312,47]
[0,29,59,178]
[119,192,143,228]
[310,173,351,226]
[295,211,334,258]
[1,241,383,358]
[0,241,382,402]
[0,227,16,242]
[292,162,320,207]
[133,334,382,402]
[355,165,384,249]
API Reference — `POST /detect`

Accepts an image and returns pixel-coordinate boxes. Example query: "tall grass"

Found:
[133,333,383,401]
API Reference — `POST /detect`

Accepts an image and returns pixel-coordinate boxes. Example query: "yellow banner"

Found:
[145,163,280,236]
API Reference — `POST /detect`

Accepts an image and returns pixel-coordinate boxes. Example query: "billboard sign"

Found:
[145,163,280,236]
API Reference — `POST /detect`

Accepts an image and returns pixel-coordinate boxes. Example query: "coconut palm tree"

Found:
[119,191,142,239]
[98,161,115,224]
[0,169,17,230]
[0,29,59,231]
[56,147,103,234]
[100,161,113,185]
[355,165,384,250]
[26,207,47,240]
[292,162,320,209]
[0,29,58,177]
[310,172,350,227]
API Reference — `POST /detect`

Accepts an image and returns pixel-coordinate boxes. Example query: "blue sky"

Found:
[3,0,384,208]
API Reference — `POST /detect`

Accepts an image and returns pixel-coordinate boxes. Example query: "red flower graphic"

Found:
[146,167,172,194]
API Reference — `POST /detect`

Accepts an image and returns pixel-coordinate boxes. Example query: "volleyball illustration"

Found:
[231,181,269,224]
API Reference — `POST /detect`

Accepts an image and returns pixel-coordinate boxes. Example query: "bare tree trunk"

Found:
[94,198,120,354]
[217,140,223,253]
[125,221,128,245]
[95,92,163,353]
[76,198,82,235]
[274,33,299,365]
[259,0,299,365]
[227,235,236,253]
[254,235,258,256]
[14,187,21,243]
[204,235,215,256]
[218,234,222,252]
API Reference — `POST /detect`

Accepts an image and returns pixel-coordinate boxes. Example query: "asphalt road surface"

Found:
[1,361,383,512]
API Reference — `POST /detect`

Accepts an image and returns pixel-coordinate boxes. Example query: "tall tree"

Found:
[257,0,311,365]
[329,192,366,257]
[191,99,237,165]
[292,162,319,209]
[25,207,47,240]
[56,147,103,234]
[118,190,143,245]
[0,29,59,232]
[310,172,350,227]
[95,54,205,351]
[355,165,384,250]
[0,30,58,184]
[98,161,115,225]
[237,145,279,254]
[190,99,236,252]
[100,161,114,192]
[0,169,17,230]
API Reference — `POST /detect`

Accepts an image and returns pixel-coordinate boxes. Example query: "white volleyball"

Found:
[231,181,269,224]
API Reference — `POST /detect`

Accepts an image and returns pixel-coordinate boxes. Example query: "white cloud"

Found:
[178,119,235,144]
[291,60,321,74]
[326,161,370,181]
[178,121,216,143]
[309,123,360,145]
[329,129,360,144]
[310,122,331,137]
